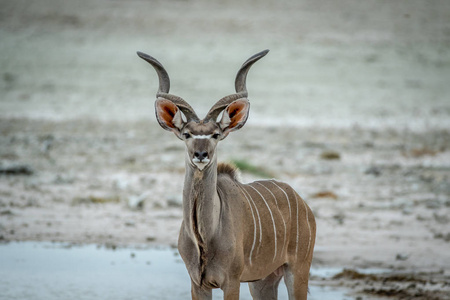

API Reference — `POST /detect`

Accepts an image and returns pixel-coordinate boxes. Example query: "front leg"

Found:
[248,269,283,300]
[222,279,240,300]
[191,280,212,300]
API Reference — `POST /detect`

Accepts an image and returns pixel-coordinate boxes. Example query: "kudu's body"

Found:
[138,50,316,299]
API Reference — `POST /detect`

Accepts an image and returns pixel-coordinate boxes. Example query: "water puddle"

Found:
[1,242,358,300]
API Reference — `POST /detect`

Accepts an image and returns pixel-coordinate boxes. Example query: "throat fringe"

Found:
[190,173,207,285]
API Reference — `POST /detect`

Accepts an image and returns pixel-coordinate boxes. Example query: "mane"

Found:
[217,162,241,182]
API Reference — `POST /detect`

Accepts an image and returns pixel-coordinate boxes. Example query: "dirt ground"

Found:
[1,0,450,298]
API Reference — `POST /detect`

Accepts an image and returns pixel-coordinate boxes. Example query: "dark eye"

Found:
[183,133,191,139]
[212,133,220,139]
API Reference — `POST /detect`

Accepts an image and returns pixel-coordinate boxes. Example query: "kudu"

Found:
[137,50,316,299]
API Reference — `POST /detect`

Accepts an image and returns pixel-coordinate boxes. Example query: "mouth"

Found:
[192,158,210,170]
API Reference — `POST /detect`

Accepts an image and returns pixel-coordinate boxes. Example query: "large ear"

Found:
[219,99,250,137]
[155,98,184,137]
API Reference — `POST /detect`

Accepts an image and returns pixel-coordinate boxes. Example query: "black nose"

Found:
[194,151,208,161]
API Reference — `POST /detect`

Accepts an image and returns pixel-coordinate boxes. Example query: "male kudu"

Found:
[137,50,316,299]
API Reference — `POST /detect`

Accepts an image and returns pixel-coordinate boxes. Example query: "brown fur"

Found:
[217,162,240,181]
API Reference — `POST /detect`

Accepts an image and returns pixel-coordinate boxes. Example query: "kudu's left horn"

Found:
[205,49,269,122]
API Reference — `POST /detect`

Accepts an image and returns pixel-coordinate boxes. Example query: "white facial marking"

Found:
[192,135,212,139]
[192,157,210,170]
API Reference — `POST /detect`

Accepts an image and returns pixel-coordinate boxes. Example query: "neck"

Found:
[183,157,221,246]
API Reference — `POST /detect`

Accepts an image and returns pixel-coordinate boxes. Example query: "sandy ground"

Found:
[1,0,450,298]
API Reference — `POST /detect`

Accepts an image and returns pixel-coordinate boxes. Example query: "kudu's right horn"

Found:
[137,51,200,122]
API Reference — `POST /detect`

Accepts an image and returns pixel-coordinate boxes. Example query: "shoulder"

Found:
[217,162,241,182]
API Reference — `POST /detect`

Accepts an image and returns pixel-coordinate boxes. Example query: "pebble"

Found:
[125,220,136,227]
[396,253,409,261]
[0,164,34,175]
[425,199,442,209]
[320,150,341,160]
[364,166,381,176]
[127,192,149,210]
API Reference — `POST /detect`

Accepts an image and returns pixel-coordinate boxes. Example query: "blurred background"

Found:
[1,0,449,299]
[1,0,449,127]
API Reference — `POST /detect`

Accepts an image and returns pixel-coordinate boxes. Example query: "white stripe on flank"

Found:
[241,187,262,252]
[192,135,212,139]
[248,184,277,262]
[268,180,291,219]
[301,196,312,261]
[256,182,279,208]
[293,192,300,260]
[255,182,287,259]
[237,185,257,266]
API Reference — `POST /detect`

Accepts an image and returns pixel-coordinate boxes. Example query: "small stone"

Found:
[127,193,147,210]
[416,215,428,221]
[125,220,136,227]
[0,163,34,175]
[433,213,449,224]
[434,232,450,242]
[311,191,338,200]
[153,202,163,209]
[402,207,413,215]
[333,213,345,225]
[146,236,156,242]
[396,253,409,261]
[444,234,450,242]
[364,166,381,176]
[425,199,442,209]
[0,210,14,216]
[104,243,117,250]
[320,150,341,160]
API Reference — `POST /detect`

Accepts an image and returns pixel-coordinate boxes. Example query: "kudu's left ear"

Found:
[155,99,184,138]
[219,99,250,137]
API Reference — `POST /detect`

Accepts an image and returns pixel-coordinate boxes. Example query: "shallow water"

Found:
[0,242,355,300]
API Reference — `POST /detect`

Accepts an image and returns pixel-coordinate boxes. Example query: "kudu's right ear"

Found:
[155,99,184,138]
